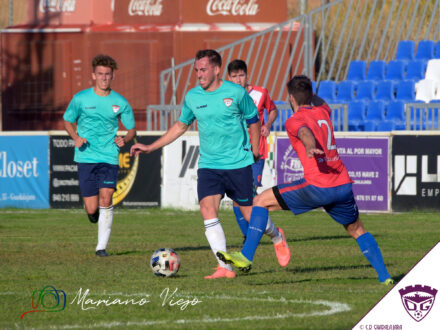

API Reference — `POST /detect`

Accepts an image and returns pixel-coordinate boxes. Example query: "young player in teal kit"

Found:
[218,75,394,285]
[130,49,290,279]
[64,54,136,257]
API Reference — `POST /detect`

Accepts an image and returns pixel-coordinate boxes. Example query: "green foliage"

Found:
[0,209,438,329]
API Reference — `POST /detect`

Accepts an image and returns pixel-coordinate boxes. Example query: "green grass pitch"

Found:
[1,208,438,329]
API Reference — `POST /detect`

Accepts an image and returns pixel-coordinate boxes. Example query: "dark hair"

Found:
[195,49,222,68]
[92,54,118,71]
[227,59,247,75]
[286,75,313,105]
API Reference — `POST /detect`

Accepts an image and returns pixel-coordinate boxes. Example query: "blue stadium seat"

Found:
[435,41,440,59]
[376,121,396,131]
[317,80,337,103]
[375,80,395,102]
[366,60,386,80]
[364,100,386,130]
[396,80,416,102]
[336,81,356,102]
[406,60,426,81]
[347,60,367,81]
[386,60,406,81]
[396,40,415,61]
[356,81,376,101]
[385,100,406,130]
[348,100,366,131]
[312,80,317,93]
[416,40,435,61]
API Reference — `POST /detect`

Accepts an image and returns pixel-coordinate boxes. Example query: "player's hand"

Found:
[261,125,270,137]
[253,153,261,163]
[306,147,324,158]
[114,136,125,147]
[74,136,87,148]
[130,143,151,157]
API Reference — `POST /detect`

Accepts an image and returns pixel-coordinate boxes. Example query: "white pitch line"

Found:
[30,295,350,329]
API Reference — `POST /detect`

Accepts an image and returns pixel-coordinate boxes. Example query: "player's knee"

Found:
[253,194,266,207]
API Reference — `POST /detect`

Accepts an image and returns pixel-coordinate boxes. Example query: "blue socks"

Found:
[356,232,391,282]
[233,206,249,236]
[241,207,268,261]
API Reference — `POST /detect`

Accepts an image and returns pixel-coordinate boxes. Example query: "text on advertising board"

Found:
[207,0,259,16]
[128,0,163,16]
[39,0,76,13]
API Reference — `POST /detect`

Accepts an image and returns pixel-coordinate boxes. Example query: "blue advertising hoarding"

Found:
[0,136,49,208]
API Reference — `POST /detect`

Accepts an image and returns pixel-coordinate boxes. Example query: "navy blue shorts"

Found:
[251,158,265,187]
[197,166,254,206]
[77,163,119,197]
[273,179,359,225]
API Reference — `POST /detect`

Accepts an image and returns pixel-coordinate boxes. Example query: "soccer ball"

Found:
[150,248,180,277]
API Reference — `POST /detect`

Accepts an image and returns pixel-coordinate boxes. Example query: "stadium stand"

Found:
[347,100,366,131]
[415,79,438,103]
[385,60,406,82]
[355,81,376,101]
[375,80,395,102]
[434,41,440,59]
[416,40,435,60]
[336,80,356,102]
[396,80,416,102]
[317,80,337,102]
[385,100,406,130]
[347,60,367,81]
[364,100,386,131]
[425,59,440,83]
[405,60,426,81]
[366,60,386,80]
[396,40,416,62]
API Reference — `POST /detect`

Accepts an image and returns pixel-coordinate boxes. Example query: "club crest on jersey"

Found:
[223,98,233,107]
[112,105,120,113]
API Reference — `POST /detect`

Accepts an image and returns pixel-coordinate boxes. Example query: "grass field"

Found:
[1,208,439,329]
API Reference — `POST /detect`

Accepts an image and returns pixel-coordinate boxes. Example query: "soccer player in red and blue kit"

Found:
[218,75,394,285]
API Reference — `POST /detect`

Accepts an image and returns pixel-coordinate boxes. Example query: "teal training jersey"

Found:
[179,80,258,169]
[63,88,135,165]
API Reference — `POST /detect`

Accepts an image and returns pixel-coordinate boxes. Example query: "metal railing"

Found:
[146,103,348,132]
[405,103,440,130]
[158,0,440,107]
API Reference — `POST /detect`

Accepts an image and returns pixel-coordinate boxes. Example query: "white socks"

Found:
[96,205,113,251]
[204,218,233,271]
[265,215,282,244]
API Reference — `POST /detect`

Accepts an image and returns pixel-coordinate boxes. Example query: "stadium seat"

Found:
[385,100,406,130]
[405,60,426,81]
[366,60,386,80]
[347,100,366,131]
[347,60,367,81]
[364,100,386,130]
[416,40,435,61]
[336,80,356,102]
[415,79,437,103]
[396,40,415,62]
[376,121,396,131]
[312,80,317,93]
[375,80,395,102]
[425,59,440,84]
[396,80,415,102]
[385,60,406,81]
[317,80,337,103]
[355,81,376,101]
[434,41,440,59]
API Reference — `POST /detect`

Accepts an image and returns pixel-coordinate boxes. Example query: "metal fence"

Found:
[159,0,440,107]
[147,103,348,132]
[405,103,440,130]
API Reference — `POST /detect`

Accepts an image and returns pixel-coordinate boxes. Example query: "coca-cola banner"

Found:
[26,0,113,25]
[114,0,287,24]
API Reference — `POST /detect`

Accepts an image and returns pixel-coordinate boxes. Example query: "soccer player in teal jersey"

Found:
[64,54,136,257]
[131,49,286,279]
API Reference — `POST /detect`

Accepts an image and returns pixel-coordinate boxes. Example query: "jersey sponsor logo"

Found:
[128,0,163,16]
[223,98,233,107]
[85,106,96,110]
[206,0,259,16]
[112,105,120,113]
[196,104,208,109]
[399,285,437,322]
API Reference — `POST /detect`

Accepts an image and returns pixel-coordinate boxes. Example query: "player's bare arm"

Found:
[298,126,324,158]
[261,107,278,137]
[130,121,188,157]
[64,120,87,148]
[115,128,136,147]
[248,120,261,160]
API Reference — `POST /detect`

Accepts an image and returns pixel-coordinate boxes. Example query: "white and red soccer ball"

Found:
[150,248,180,277]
